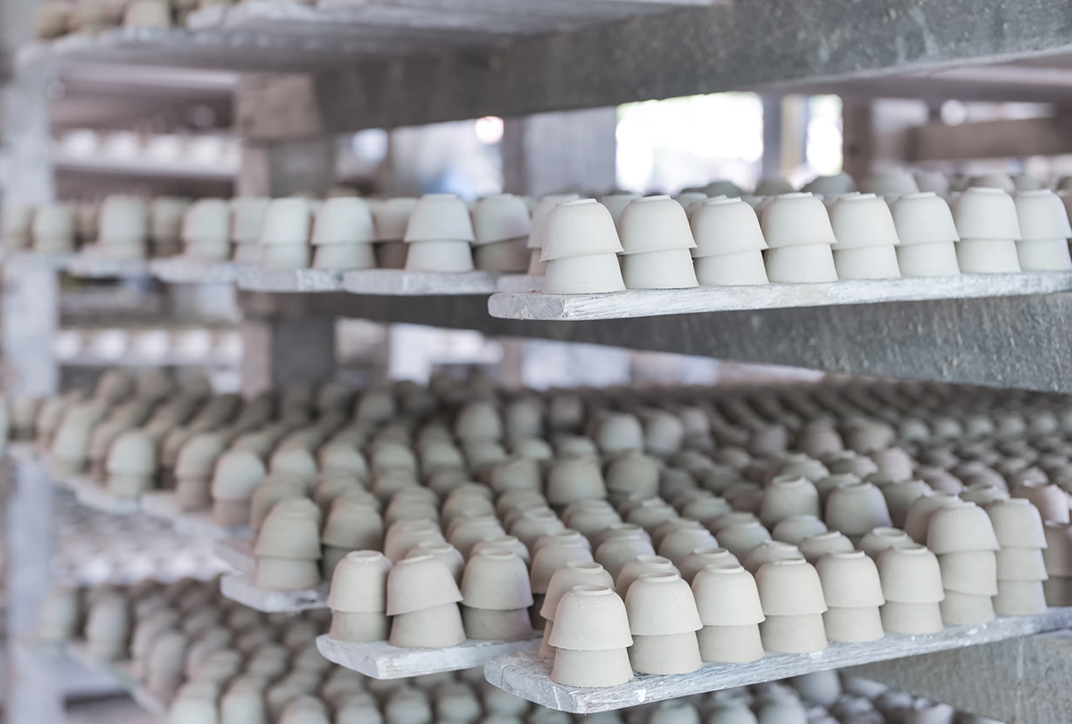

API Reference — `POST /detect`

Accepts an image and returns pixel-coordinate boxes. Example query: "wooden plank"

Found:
[488,272,1072,321]
[317,633,541,680]
[909,115,1072,161]
[484,609,1072,714]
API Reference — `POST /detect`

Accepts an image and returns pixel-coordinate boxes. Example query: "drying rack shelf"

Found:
[236,267,345,293]
[213,537,255,573]
[317,633,541,680]
[149,258,246,284]
[65,642,167,717]
[66,255,152,280]
[140,491,252,540]
[488,272,1072,321]
[483,609,1072,713]
[219,573,329,613]
[343,269,500,296]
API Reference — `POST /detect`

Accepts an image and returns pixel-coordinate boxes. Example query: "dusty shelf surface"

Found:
[219,572,328,613]
[213,537,255,573]
[496,275,543,294]
[66,254,153,279]
[141,491,252,540]
[317,632,541,679]
[66,642,167,717]
[237,267,345,292]
[343,269,500,296]
[488,272,1072,321]
[149,258,247,284]
[484,608,1072,713]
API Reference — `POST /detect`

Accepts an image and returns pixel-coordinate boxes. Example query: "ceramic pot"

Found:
[313,243,377,270]
[261,243,311,270]
[540,199,623,261]
[939,591,995,625]
[449,517,507,558]
[955,239,1020,274]
[472,194,530,246]
[328,551,391,613]
[471,535,530,563]
[937,551,998,595]
[760,614,828,653]
[389,602,467,649]
[858,527,914,559]
[615,555,679,597]
[993,580,1047,615]
[825,482,893,539]
[105,430,157,498]
[926,502,1000,553]
[255,557,320,590]
[877,545,945,603]
[321,500,383,554]
[658,526,719,565]
[629,631,702,675]
[764,244,838,283]
[1011,482,1070,523]
[892,192,959,243]
[823,606,884,642]
[461,550,533,610]
[551,648,633,687]
[548,584,632,652]
[404,240,474,273]
[404,194,474,243]
[691,197,767,256]
[829,194,900,249]
[860,169,920,197]
[995,547,1048,580]
[833,245,901,279]
[621,248,699,289]
[599,194,642,224]
[383,520,445,562]
[771,515,828,545]
[625,572,701,634]
[372,198,418,241]
[329,611,389,642]
[760,193,837,248]
[760,476,821,527]
[954,187,1020,239]
[253,498,322,560]
[743,541,804,574]
[879,601,943,634]
[474,239,529,272]
[678,548,739,583]
[98,196,148,246]
[798,531,855,563]
[542,254,626,294]
[882,481,931,529]
[817,551,884,608]
[386,554,462,616]
[312,197,375,245]
[462,607,533,641]
[1015,189,1072,240]
[895,241,961,276]
[546,456,606,505]
[904,493,965,543]
[694,251,769,286]
[696,623,764,663]
[594,534,657,581]
[717,521,773,559]
[1016,238,1072,271]
[509,509,566,548]
[756,559,826,617]
[617,195,696,254]
[31,203,77,253]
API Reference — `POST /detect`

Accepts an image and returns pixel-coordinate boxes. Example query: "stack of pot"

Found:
[987,498,1049,614]
[927,502,1000,625]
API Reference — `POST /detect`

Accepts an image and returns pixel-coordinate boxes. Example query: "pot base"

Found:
[939,591,995,625]
[628,632,702,675]
[760,614,828,653]
[254,557,320,591]
[389,603,466,649]
[330,611,389,642]
[994,580,1047,615]
[880,601,944,634]
[551,648,633,688]
[697,624,764,663]
[462,606,533,641]
[823,606,884,643]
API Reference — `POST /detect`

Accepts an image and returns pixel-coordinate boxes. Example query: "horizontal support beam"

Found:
[909,115,1072,161]
[238,290,1072,393]
[237,0,1072,138]
[848,632,1072,723]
